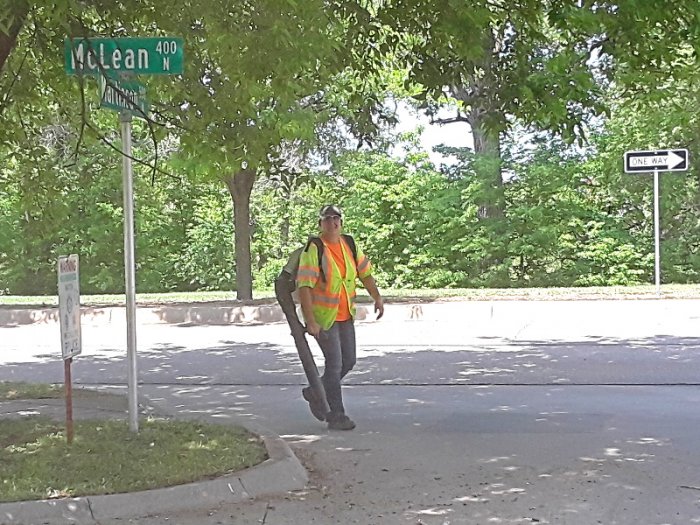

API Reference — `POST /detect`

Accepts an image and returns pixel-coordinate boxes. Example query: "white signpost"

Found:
[58,254,82,359]
[58,254,81,444]
[624,149,690,294]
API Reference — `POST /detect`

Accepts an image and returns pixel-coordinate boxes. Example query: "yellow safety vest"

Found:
[296,236,371,330]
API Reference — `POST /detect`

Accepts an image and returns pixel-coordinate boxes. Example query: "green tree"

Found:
[2,0,389,299]
[369,0,700,288]
[503,135,650,286]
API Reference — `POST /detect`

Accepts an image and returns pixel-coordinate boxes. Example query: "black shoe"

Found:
[327,414,356,431]
[302,387,326,421]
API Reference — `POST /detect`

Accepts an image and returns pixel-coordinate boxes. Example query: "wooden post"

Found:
[64,357,74,444]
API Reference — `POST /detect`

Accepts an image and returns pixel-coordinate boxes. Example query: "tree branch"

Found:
[0,38,29,115]
[83,120,181,182]
[430,114,469,125]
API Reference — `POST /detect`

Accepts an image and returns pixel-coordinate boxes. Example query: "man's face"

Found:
[320,214,342,235]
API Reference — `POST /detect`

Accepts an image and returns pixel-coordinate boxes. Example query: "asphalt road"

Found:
[2,299,700,524]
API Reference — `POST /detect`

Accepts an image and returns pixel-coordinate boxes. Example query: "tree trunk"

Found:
[224,169,256,300]
[469,110,501,163]
[280,178,293,247]
[280,212,290,247]
[451,82,508,275]
[0,1,29,76]
[466,106,504,218]
[450,28,505,219]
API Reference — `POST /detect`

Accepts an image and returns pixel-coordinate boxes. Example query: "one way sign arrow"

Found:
[624,149,689,173]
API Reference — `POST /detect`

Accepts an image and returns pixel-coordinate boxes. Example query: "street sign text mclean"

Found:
[65,37,184,75]
[624,149,689,173]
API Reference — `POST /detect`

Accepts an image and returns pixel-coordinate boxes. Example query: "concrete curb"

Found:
[0,303,290,327]
[0,302,378,327]
[0,438,306,524]
[0,399,308,525]
[3,295,699,328]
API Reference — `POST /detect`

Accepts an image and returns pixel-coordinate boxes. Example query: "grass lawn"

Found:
[0,383,268,503]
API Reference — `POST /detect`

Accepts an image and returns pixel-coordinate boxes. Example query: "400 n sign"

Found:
[65,37,184,76]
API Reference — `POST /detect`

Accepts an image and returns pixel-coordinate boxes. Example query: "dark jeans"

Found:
[316,320,356,418]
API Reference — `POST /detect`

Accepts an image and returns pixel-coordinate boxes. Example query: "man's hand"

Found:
[306,319,322,337]
[374,296,384,320]
[360,275,384,321]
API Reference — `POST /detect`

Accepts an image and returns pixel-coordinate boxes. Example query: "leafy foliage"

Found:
[2,2,700,293]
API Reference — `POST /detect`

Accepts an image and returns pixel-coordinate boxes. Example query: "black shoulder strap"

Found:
[306,236,324,256]
[305,236,325,282]
[341,234,358,264]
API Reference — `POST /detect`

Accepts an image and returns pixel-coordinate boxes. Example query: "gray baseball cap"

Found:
[319,204,343,219]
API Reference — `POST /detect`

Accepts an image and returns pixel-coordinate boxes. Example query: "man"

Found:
[297,204,384,430]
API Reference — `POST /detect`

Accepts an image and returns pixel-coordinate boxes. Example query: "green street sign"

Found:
[99,75,149,116]
[65,37,183,75]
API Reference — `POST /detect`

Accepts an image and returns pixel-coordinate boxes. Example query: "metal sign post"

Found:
[653,169,661,295]
[121,110,139,433]
[624,149,690,295]
[64,357,74,444]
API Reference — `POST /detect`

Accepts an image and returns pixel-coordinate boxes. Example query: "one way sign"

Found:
[624,149,689,173]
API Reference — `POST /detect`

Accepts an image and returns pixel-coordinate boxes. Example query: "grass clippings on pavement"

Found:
[0,382,65,400]
[0,382,110,401]
[0,416,268,503]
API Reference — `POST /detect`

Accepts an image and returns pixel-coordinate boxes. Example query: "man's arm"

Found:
[299,286,321,336]
[360,275,384,320]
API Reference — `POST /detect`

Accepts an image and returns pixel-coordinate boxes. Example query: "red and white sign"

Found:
[58,254,81,359]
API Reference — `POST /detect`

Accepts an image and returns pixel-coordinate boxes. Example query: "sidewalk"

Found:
[0,391,307,525]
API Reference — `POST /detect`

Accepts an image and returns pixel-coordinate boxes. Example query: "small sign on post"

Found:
[99,74,149,117]
[624,149,689,173]
[58,254,81,444]
[58,255,81,359]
